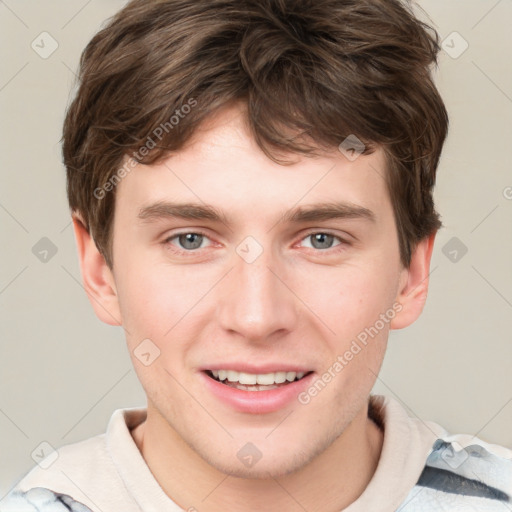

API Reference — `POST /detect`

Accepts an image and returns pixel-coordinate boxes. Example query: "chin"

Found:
[198,429,338,481]
[205,450,312,480]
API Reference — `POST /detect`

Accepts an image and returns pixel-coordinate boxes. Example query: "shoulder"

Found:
[2,433,115,511]
[400,431,512,511]
[369,395,512,511]
[3,408,145,512]
[10,431,115,492]
[0,487,93,512]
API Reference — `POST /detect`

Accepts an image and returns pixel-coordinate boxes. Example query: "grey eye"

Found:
[309,233,337,250]
[178,233,204,250]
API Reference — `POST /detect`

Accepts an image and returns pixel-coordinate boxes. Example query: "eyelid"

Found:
[300,228,351,241]
[296,229,351,249]
[162,228,351,256]
[160,230,213,258]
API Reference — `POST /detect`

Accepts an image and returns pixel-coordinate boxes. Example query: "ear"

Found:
[390,232,436,330]
[72,215,122,326]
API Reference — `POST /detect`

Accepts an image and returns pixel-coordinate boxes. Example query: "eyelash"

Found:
[162,230,350,257]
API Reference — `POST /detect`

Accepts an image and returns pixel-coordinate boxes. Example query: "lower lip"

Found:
[200,371,315,414]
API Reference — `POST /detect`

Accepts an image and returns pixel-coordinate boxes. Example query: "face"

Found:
[105,104,409,478]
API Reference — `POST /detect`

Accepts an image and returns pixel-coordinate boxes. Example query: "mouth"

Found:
[200,367,316,414]
[204,369,313,392]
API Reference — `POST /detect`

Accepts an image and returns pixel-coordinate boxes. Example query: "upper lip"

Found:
[201,364,313,374]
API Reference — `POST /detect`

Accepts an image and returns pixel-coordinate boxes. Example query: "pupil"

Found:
[312,233,333,249]
[180,233,202,250]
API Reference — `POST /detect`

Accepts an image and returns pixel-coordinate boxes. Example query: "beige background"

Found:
[1,0,511,496]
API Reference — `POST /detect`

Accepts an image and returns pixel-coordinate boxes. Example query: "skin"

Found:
[73,103,435,512]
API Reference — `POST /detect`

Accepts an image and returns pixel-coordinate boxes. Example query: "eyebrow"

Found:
[137,201,376,226]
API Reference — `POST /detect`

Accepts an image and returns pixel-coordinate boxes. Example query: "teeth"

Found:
[239,372,257,385]
[227,370,240,382]
[209,369,307,385]
[274,371,287,384]
[256,373,275,385]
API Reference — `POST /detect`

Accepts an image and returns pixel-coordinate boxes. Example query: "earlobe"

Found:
[72,215,122,326]
[390,232,436,330]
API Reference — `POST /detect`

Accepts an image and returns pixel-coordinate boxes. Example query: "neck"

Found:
[131,400,383,512]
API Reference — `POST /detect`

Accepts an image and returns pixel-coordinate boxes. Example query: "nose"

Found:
[216,243,299,343]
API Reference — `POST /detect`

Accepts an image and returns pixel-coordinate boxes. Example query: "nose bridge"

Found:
[217,239,298,340]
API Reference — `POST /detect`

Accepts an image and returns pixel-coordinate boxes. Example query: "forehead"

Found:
[116,105,392,229]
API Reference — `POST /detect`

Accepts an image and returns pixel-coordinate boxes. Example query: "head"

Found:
[64,0,448,478]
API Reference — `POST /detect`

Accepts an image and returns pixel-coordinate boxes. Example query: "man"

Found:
[3,0,511,511]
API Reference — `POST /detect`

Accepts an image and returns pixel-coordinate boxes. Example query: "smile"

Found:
[206,369,309,391]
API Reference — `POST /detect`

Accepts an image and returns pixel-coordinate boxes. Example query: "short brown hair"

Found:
[63,0,448,269]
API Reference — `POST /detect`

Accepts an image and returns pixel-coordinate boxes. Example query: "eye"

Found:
[164,231,211,252]
[300,232,346,251]
[162,230,349,256]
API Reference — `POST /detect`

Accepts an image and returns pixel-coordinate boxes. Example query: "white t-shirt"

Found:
[3,394,511,511]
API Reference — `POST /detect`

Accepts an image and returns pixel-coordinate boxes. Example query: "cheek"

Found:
[301,261,397,337]
[115,258,183,327]
[114,260,217,372]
